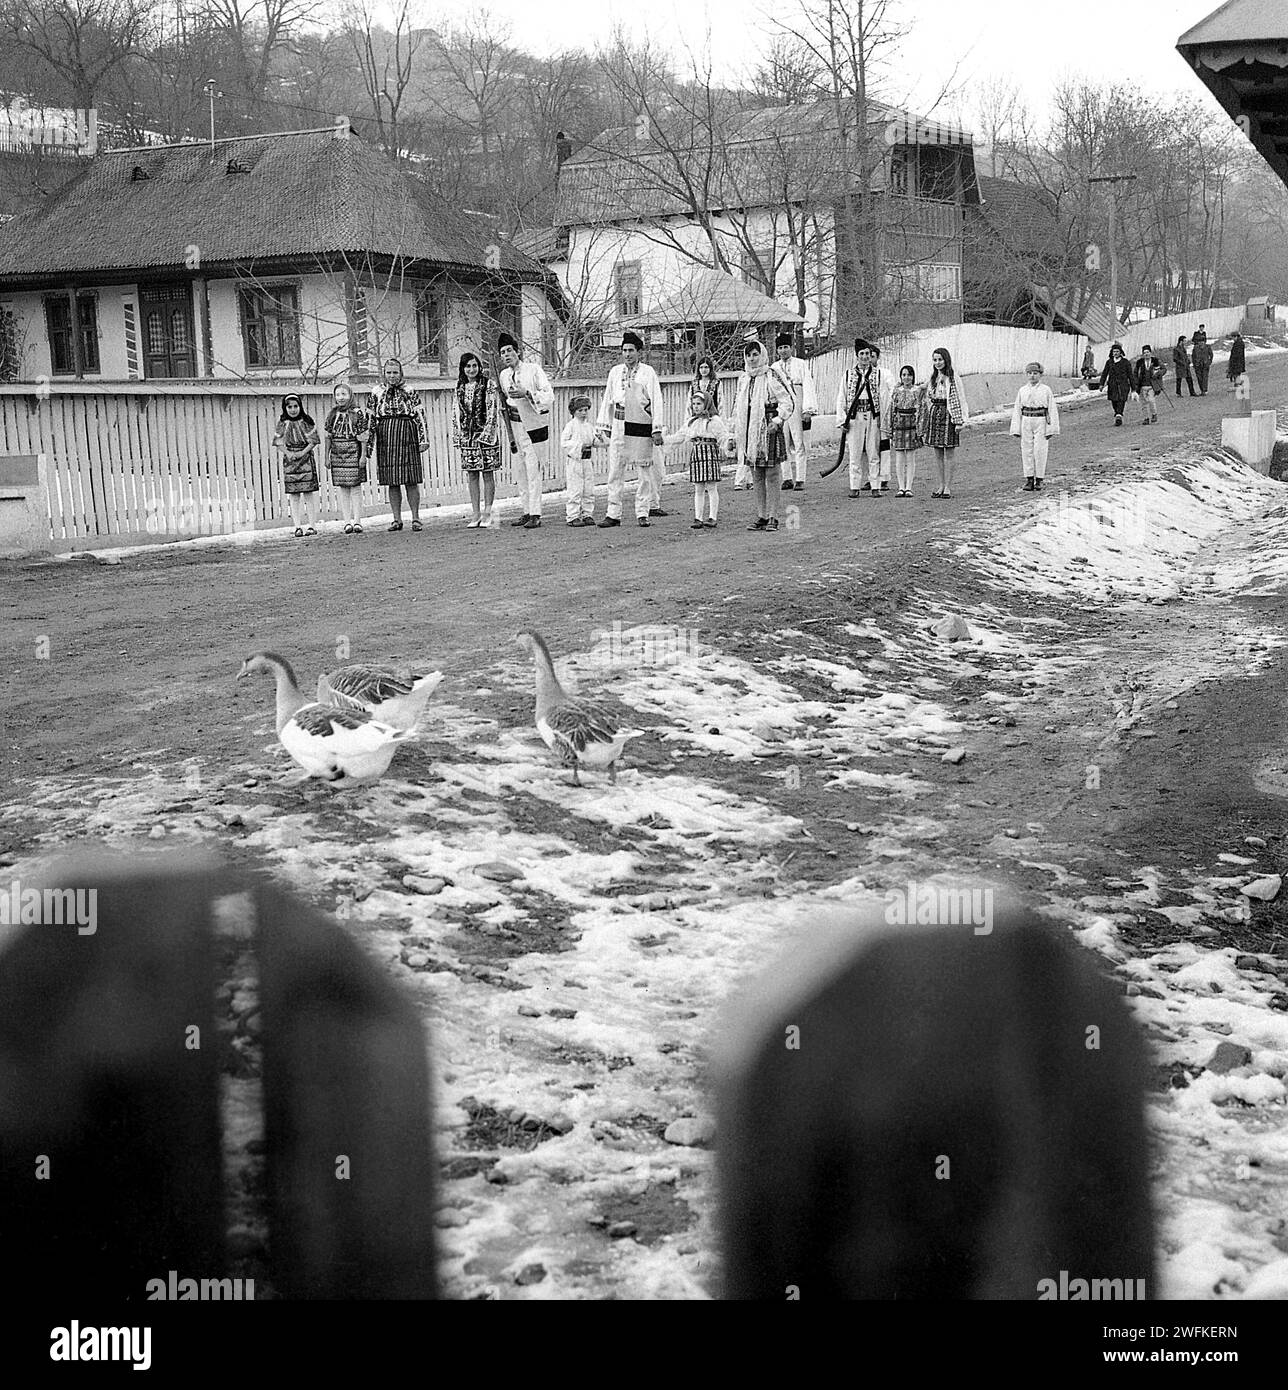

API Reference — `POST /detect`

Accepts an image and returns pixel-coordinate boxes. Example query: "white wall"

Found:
[0,285,133,380]
[1089,305,1247,360]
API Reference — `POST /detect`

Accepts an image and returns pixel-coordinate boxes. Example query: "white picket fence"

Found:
[1087,306,1247,361]
[0,372,740,550]
[809,322,1088,412]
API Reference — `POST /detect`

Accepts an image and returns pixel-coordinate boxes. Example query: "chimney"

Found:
[555,131,573,168]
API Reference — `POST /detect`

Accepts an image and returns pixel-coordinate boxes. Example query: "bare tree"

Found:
[344,0,424,160]
[0,0,155,114]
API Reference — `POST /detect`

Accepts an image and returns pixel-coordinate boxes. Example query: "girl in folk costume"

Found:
[1009,361,1060,492]
[273,393,322,537]
[733,339,789,532]
[453,351,502,529]
[323,382,370,534]
[597,330,666,527]
[686,355,729,529]
[498,332,555,529]
[926,347,969,499]
[369,358,428,531]
[1097,342,1133,426]
[882,365,928,498]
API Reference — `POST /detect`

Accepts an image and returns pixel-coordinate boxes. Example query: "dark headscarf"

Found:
[278,393,314,427]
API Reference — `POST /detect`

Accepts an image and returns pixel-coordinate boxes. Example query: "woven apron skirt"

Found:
[688,437,723,484]
[459,439,501,473]
[889,405,921,452]
[374,415,423,487]
[328,437,366,489]
[283,450,319,494]
[926,399,958,449]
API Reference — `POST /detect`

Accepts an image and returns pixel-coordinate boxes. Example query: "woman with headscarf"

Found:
[732,339,789,532]
[323,381,370,534]
[272,392,321,537]
[1227,332,1247,396]
[1097,342,1134,426]
[368,358,428,532]
[452,350,502,528]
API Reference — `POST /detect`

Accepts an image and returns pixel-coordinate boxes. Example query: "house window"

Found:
[485,293,520,347]
[613,261,642,319]
[238,284,301,369]
[889,147,910,197]
[0,305,17,381]
[45,293,99,375]
[541,314,559,369]
[741,243,775,296]
[415,289,442,366]
[916,145,958,202]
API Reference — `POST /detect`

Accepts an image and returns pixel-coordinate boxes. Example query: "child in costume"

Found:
[1009,362,1060,492]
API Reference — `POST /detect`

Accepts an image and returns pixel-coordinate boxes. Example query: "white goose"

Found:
[316,664,444,732]
[237,651,415,786]
[515,630,641,786]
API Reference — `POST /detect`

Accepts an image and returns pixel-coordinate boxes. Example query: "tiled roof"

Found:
[0,129,542,281]
[555,100,971,225]
[1178,0,1285,44]
[972,176,1060,252]
[627,268,804,326]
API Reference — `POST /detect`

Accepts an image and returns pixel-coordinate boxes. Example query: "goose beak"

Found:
[235,664,252,682]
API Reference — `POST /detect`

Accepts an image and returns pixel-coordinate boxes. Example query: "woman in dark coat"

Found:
[1172,337,1197,397]
[1227,332,1247,391]
[369,358,429,532]
[1097,343,1134,426]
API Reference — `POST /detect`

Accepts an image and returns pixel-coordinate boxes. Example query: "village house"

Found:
[540,100,981,361]
[0,125,564,385]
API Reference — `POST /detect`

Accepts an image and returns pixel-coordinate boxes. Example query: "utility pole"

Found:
[204,79,221,152]
[1089,173,1137,334]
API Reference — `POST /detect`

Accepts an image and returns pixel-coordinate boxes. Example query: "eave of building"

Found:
[1178,15,1288,189]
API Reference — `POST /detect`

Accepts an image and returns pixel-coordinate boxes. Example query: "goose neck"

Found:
[270,662,309,732]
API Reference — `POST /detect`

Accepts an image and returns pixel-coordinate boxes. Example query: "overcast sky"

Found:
[477,0,1230,122]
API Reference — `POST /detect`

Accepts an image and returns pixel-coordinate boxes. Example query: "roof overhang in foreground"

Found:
[1179,0,1288,189]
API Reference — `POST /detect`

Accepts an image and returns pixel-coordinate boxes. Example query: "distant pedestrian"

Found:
[498,333,555,530]
[598,330,665,527]
[685,361,729,529]
[1097,342,1133,426]
[561,394,600,527]
[926,347,969,499]
[882,365,927,498]
[369,359,428,532]
[1173,336,1197,397]
[322,382,370,534]
[452,351,502,529]
[1081,344,1097,385]
[274,392,321,538]
[1192,323,1208,345]
[1191,334,1214,394]
[1010,362,1060,492]
[1132,345,1163,426]
[1227,331,1248,396]
[734,338,789,532]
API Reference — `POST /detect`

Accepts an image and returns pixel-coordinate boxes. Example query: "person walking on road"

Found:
[1010,362,1060,492]
[1097,342,1133,426]
[1227,331,1248,398]
[1173,336,1198,397]
[1190,333,1214,395]
[1132,345,1163,425]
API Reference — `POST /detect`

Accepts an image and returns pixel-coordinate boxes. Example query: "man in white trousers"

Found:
[773,331,816,492]
[498,332,555,530]
[835,337,890,498]
[597,330,666,527]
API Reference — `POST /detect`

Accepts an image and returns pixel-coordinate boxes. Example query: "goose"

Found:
[237,651,415,786]
[514,630,641,786]
[316,664,444,732]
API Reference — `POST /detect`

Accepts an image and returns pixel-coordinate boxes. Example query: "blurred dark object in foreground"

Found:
[715,902,1154,1299]
[0,852,437,1300]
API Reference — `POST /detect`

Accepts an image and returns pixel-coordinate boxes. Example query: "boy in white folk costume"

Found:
[597,330,666,527]
[773,331,817,491]
[733,339,789,532]
[835,337,891,498]
[1009,361,1060,492]
[497,333,555,530]
[561,394,601,526]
